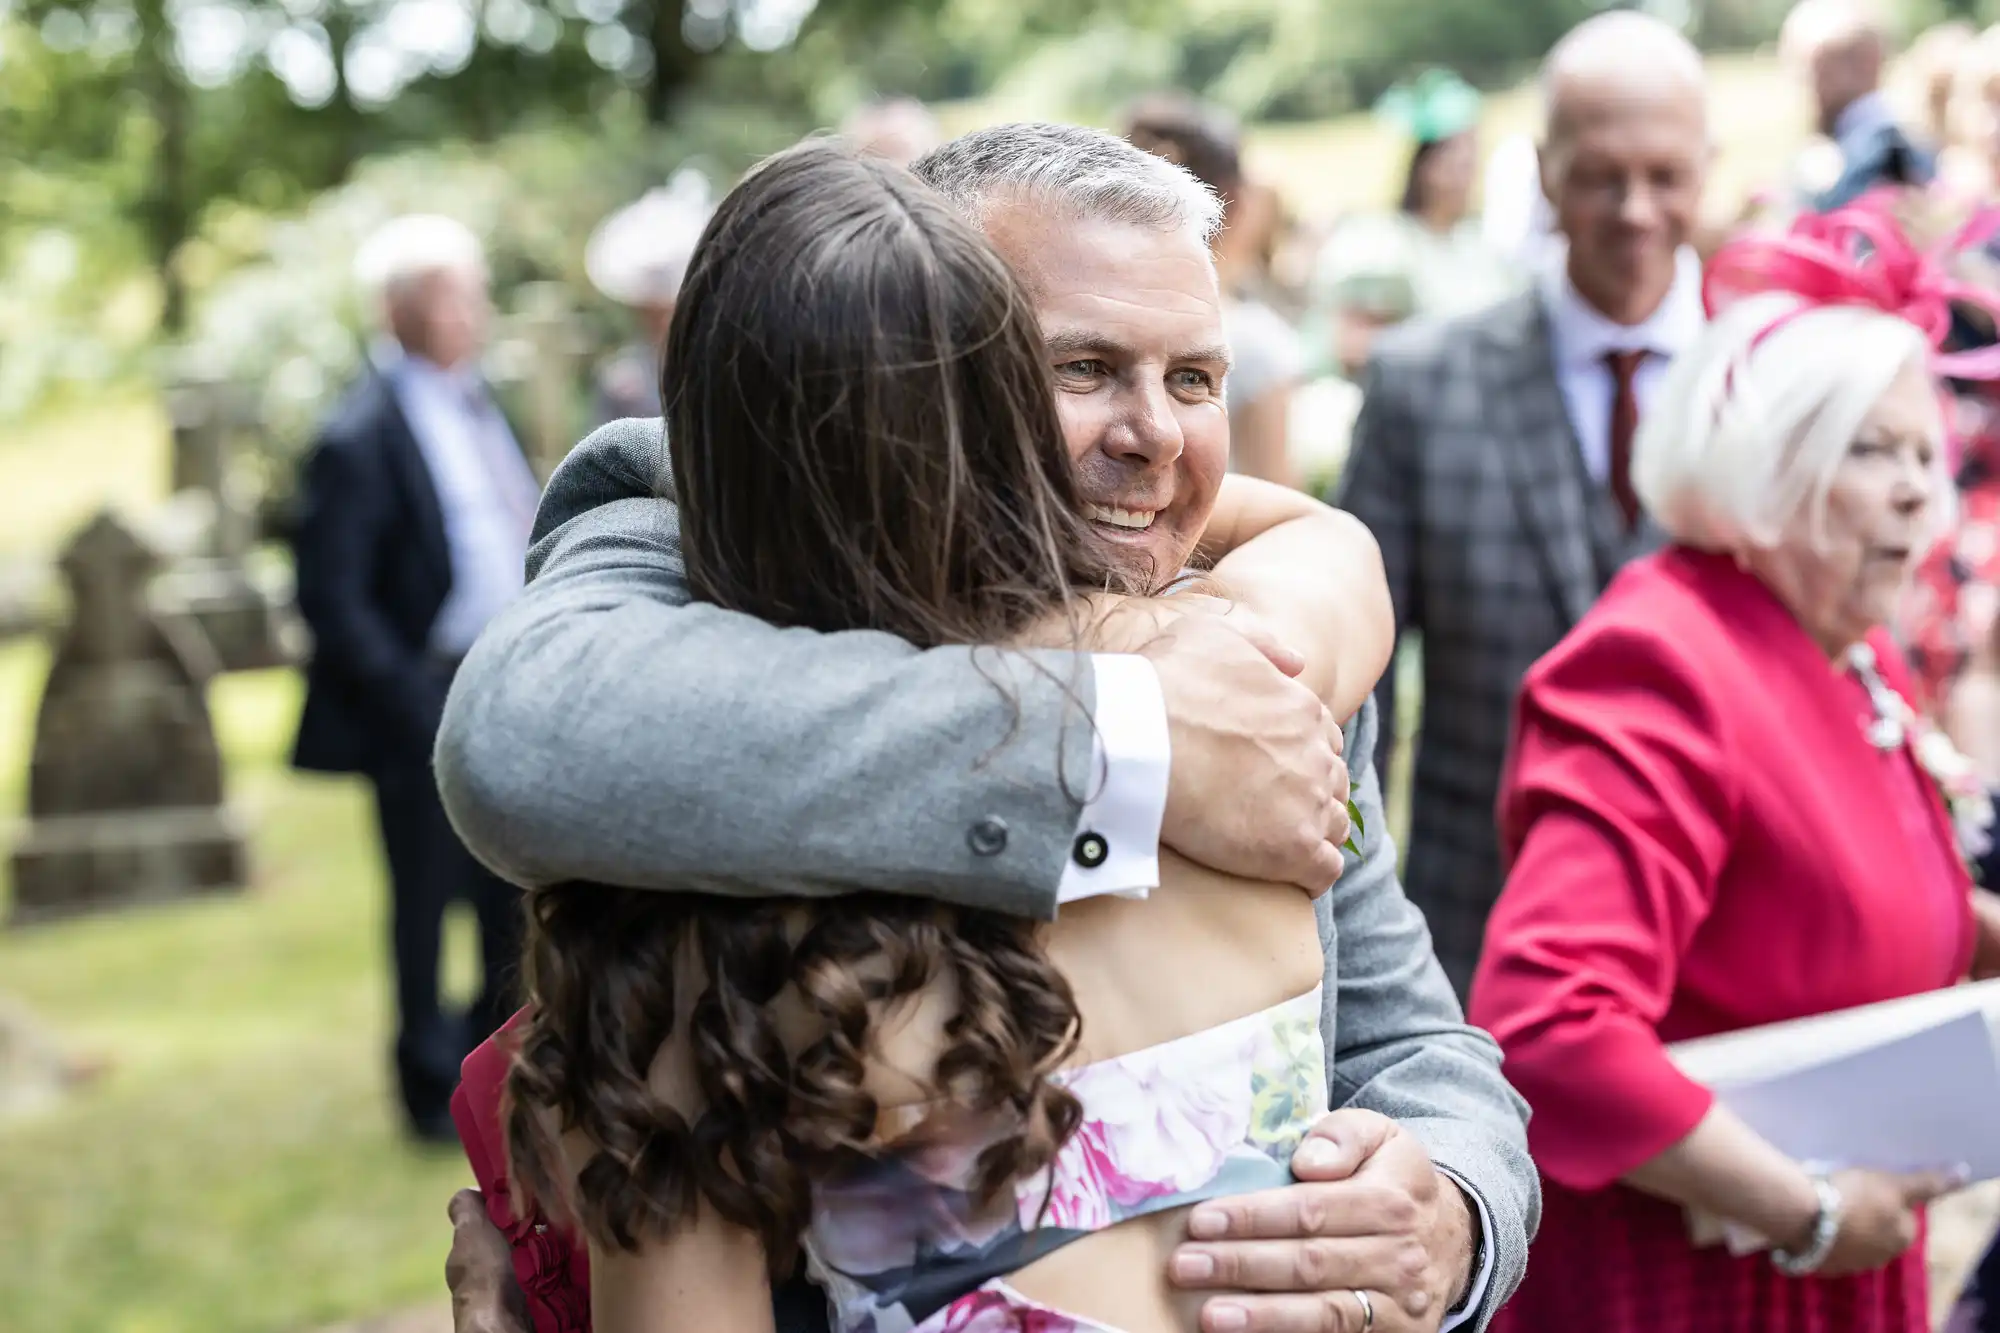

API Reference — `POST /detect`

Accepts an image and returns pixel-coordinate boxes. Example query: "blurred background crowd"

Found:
[15,0,2000,1329]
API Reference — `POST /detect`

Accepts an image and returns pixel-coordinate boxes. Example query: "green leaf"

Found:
[1342,797,1366,856]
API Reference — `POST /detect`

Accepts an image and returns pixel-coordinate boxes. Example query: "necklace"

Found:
[1845,642,1910,750]
[1846,642,1996,871]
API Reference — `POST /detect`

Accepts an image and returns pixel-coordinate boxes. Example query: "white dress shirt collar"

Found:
[378,343,537,658]
[382,345,482,399]
[1537,244,1705,372]
[1535,246,1706,484]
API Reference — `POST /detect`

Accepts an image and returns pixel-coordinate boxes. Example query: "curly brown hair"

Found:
[504,139,1122,1274]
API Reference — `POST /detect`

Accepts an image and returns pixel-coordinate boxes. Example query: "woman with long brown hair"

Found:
[501,139,1395,1333]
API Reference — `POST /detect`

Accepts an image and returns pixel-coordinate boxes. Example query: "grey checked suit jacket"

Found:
[434,418,1538,1328]
[1338,290,1665,1000]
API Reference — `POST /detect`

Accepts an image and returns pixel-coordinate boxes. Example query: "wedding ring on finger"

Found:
[1353,1289,1375,1331]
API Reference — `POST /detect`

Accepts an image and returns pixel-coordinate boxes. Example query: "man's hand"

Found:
[1142,611,1351,895]
[1168,1110,1477,1332]
[447,1190,533,1333]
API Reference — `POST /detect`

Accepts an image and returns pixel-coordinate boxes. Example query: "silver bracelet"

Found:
[1771,1175,1844,1277]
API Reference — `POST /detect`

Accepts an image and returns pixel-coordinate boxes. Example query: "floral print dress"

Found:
[801,987,1330,1333]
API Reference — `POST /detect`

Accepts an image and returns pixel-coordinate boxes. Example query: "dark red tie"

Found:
[1605,349,1648,531]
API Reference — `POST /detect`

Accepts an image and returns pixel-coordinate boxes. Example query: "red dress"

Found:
[453,1016,590,1333]
[1470,547,1976,1333]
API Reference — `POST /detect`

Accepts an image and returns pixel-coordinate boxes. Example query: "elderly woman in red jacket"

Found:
[1470,213,2000,1333]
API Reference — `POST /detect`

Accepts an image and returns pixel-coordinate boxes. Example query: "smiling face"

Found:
[1748,355,1944,654]
[1542,76,1707,327]
[978,203,1231,589]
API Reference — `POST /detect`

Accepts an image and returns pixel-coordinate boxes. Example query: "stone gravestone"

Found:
[10,511,247,925]
[150,376,303,673]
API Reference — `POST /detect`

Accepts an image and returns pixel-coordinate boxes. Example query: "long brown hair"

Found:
[505,140,1118,1273]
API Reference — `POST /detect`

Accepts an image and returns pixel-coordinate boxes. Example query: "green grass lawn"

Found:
[0,652,477,1333]
[0,401,171,559]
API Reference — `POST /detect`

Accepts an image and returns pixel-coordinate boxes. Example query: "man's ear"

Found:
[1536,141,1561,211]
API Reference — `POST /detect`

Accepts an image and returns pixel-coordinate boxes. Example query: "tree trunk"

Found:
[325,7,366,179]
[133,0,191,332]
[646,0,699,124]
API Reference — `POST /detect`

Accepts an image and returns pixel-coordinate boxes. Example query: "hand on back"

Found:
[1010,594,1354,896]
[1144,607,1352,896]
[1169,1109,1476,1332]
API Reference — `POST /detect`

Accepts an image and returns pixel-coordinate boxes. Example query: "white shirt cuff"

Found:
[1436,1167,1496,1331]
[1055,654,1169,905]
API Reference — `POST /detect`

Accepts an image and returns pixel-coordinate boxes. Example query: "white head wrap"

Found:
[585,168,714,308]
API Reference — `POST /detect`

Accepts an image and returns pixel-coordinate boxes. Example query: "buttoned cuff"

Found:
[1436,1167,1496,1331]
[1056,655,1169,905]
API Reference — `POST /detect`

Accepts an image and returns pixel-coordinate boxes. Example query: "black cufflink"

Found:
[967,816,1009,856]
[1072,832,1108,869]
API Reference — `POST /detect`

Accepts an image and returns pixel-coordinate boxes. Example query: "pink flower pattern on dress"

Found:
[1022,1119,1117,1232]
[1018,1021,1261,1232]
[806,988,1328,1333]
[937,1286,1090,1332]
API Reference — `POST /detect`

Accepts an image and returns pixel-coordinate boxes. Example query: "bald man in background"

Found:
[1339,12,1710,997]
[1781,0,1934,211]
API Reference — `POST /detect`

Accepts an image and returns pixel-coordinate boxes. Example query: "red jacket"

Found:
[1469,546,1974,1333]
[1472,544,1976,1190]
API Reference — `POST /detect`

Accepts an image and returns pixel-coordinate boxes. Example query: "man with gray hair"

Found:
[291,213,539,1143]
[441,124,1535,1333]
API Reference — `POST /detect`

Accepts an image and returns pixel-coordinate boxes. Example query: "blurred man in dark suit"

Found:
[291,215,538,1143]
[1783,0,1935,211]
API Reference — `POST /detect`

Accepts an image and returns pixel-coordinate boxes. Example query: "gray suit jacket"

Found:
[434,417,1538,1328]
[1338,291,1662,998]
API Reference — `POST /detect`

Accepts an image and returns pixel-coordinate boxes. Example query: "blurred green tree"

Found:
[0,0,1911,426]
[0,0,961,337]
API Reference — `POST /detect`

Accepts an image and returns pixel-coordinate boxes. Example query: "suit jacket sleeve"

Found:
[1468,620,1738,1192]
[433,418,1096,920]
[1323,698,1538,1329]
[1815,123,1934,213]
[292,427,443,751]
[1336,349,1424,781]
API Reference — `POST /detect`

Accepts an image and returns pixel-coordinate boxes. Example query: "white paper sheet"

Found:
[1666,978,2000,1086]
[1706,1009,2000,1180]
[1662,984,2000,1251]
